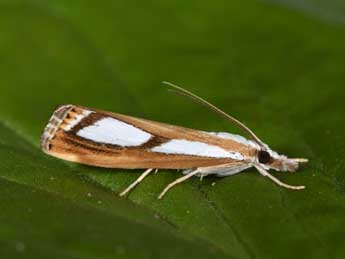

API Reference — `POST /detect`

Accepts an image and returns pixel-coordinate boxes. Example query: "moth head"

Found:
[257,147,308,172]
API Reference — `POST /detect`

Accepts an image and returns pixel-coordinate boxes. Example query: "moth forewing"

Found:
[41,105,254,170]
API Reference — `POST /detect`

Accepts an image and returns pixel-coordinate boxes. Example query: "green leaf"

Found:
[1,1,345,258]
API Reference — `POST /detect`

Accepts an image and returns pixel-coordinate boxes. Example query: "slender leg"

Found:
[119,168,154,197]
[254,165,305,190]
[158,169,200,199]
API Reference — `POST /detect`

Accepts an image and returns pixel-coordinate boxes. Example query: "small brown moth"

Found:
[41,82,308,199]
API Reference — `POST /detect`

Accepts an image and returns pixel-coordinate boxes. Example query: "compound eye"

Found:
[258,150,271,164]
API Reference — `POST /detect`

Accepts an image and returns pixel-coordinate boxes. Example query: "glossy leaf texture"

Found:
[0,0,345,258]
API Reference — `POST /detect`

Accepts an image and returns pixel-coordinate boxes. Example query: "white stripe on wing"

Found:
[77,117,152,146]
[151,139,243,160]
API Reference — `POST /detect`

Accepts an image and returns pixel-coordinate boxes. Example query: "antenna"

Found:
[163,81,265,147]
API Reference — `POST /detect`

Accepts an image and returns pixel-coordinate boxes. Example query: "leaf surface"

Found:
[0,1,345,258]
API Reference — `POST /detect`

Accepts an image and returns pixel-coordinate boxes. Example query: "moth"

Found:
[41,82,308,199]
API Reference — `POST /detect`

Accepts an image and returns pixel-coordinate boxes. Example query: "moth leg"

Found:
[290,158,309,163]
[254,165,305,190]
[158,169,200,199]
[119,168,154,197]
